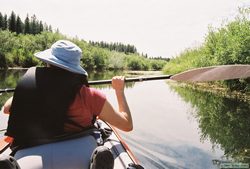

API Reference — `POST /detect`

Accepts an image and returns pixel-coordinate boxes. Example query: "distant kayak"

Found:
[0,120,144,169]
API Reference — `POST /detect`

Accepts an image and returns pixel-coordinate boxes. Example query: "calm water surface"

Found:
[0,69,249,169]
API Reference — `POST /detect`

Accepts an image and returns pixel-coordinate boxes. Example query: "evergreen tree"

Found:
[39,21,43,32]
[0,11,52,34]
[0,12,3,29]
[48,25,52,32]
[8,11,16,32]
[43,23,49,31]
[55,28,59,33]
[89,40,137,54]
[30,14,37,34]
[3,14,8,30]
[16,15,23,34]
[24,15,30,34]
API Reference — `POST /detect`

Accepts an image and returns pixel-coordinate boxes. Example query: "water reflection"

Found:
[0,69,27,89]
[169,83,250,164]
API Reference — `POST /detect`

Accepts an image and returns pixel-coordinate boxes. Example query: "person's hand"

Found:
[3,96,13,114]
[112,76,125,92]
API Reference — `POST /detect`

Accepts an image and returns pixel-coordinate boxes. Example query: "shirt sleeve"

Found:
[87,87,106,116]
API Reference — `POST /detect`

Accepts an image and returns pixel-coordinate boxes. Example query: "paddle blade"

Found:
[170,64,250,82]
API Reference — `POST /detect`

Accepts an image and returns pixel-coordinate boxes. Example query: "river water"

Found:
[0,69,249,169]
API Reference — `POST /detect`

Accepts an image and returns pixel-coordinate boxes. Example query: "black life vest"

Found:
[5,67,87,148]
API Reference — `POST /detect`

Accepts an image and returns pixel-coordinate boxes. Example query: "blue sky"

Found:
[1,0,249,58]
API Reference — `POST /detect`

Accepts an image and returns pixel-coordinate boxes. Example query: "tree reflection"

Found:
[0,69,26,89]
[170,84,250,163]
[0,69,26,107]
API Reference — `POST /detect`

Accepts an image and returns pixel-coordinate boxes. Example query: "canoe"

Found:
[0,120,144,169]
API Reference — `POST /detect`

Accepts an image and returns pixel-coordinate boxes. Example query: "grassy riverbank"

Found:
[168,80,250,102]
[163,8,250,93]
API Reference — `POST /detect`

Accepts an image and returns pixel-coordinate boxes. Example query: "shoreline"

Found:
[0,67,29,70]
[2,67,162,73]
[8,67,29,70]
[125,70,162,75]
[168,80,250,102]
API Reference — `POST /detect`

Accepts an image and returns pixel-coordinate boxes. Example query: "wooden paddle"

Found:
[170,64,250,82]
[0,64,250,94]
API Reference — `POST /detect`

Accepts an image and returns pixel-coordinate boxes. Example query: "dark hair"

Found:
[50,67,89,105]
[47,65,89,103]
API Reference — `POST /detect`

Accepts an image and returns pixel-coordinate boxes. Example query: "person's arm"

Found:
[99,76,133,132]
[2,96,13,114]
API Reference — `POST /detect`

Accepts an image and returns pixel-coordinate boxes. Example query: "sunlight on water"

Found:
[99,80,223,169]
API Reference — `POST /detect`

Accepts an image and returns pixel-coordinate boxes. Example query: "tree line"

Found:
[0,30,168,71]
[89,41,137,54]
[0,11,53,35]
[89,41,171,62]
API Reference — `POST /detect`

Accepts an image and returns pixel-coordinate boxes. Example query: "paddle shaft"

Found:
[0,75,171,93]
[89,75,171,85]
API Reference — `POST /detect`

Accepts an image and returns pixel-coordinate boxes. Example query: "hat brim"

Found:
[35,49,88,76]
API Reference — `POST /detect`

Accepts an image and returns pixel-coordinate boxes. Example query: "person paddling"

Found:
[2,40,133,169]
